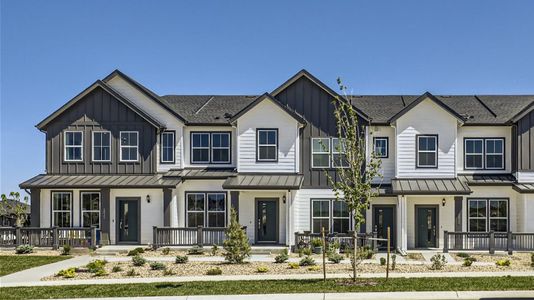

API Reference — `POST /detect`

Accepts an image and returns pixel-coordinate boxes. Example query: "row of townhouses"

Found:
[19,69,534,252]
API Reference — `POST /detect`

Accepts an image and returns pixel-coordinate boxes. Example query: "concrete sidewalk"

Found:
[72,291,534,300]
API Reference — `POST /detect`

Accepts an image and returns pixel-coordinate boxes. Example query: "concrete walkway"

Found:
[74,291,534,300]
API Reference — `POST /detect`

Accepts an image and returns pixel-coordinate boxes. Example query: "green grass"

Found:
[1,277,533,299]
[0,255,71,276]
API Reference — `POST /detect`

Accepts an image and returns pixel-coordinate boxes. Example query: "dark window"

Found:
[191,133,210,163]
[374,137,388,158]
[417,135,437,167]
[468,198,508,232]
[465,139,483,169]
[64,131,83,161]
[211,133,231,163]
[191,132,231,164]
[52,192,72,227]
[81,192,100,228]
[311,199,350,234]
[186,192,226,228]
[257,129,278,161]
[161,131,175,163]
[92,131,111,162]
[485,139,504,169]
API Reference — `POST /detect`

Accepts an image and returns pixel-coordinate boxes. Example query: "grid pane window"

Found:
[257,129,278,161]
[211,133,230,163]
[312,199,350,234]
[312,138,331,168]
[186,192,226,228]
[489,199,508,232]
[160,131,175,163]
[332,201,350,233]
[485,139,504,169]
[417,135,437,167]
[374,138,388,158]
[120,131,139,161]
[207,193,226,227]
[92,132,111,162]
[81,192,100,228]
[187,193,205,227]
[332,138,349,167]
[52,192,72,227]
[465,139,483,169]
[468,199,508,232]
[64,131,83,161]
[191,133,210,163]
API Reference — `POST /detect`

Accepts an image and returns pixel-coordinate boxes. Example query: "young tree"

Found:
[1,191,30,227]
[325,78,382,282]
[223,208,251,263]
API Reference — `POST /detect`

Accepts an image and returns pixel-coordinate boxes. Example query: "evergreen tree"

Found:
[223,208,251,263]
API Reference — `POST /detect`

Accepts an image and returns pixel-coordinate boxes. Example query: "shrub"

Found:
[211,245,219,256]
[307,265,321,271]
[61,244,71,256]
[132,255,146,266]
[311,238,322,248]
[274,249,289,263]
[357,246,374,260]
[328,253,343,264]
[463,258,473,267]
[57,267,76,278]
[127,249,140,256]
[161,247,170,255]
[496,259,511,267]
[391,254,397,270]
[288,262,300,269]
[256,265,269,273]
[86,260,107,273]
[15,245,33,254]
[430,254,447,270]
[126,268,138,276]
[299,256,316,266]
[111,265,122,273]
[380,257,386,266]
[206,267,222,275]
[93,268,107,277]
[465,256,477,262]
[135,247,145,254]
[175,255,189,264]
[456,252,470,258]
[163,268,175,276]
[531,253,534,267]
[149,262,166,270]
[223,208,251,264]
[187,246,205,255]
[301,247,312,257]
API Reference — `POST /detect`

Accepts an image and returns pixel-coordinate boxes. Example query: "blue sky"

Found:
[2,0,534,197]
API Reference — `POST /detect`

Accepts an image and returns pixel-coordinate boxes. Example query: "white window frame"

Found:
[160,131,175,163]
[119,131,139,162]
[331,138,349,168]
[485,138,504,170]
[92,131,111,162]
[80,192,100,228]
[52,191,72,227]
[257,129,278,161]
[211,132,231,164]
[191,132,211,163]
[373,137,389,158]
[464,138,484,170]
[64,131,83,162]
[186,192,226,228]
[311,138,331,168]
[416,135,438,168]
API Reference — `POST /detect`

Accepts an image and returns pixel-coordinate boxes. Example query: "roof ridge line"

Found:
[195,96,215,114]
[474,95,497,118]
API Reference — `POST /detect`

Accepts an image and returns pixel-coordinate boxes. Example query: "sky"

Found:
[1,0,534,198]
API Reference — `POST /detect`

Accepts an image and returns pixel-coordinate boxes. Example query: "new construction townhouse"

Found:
[18,69,534,253]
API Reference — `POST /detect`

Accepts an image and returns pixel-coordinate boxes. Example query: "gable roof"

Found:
[103,69,188,124]
[36,80,165,131]
[388,92,467,124]
[271,69,369,121]
[229,93,307,125]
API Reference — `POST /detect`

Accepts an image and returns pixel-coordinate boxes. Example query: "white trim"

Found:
[257,129,278,161]
[52,191,72,227]
[80,192,101,228]
[374,137,389,158]
[211,132,231,164]
[331,138,349,168]
[119,131,139,162]
[416,135,438,168]
[160,131,175,163]
[311,138,331,168]
[485,138,505,170]
[92,131,111,162]
[63,131,83,162]
[191,132,211,163]
[464,138,484,170]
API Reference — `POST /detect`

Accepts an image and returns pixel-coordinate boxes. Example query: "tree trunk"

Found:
[353,230,357,282]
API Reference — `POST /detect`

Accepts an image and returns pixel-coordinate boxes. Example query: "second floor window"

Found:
[191,132,231,164]
[161,131,175,163]
[120,131,139,162]
[257,129,278,161]
[464,138,504,170]
[374,137,388,158]
[311,137,349,168]
[92,131,111,162]
[417,135,437,168]
[64,131,83,161]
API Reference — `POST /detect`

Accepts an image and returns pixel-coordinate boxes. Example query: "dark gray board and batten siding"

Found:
[274,76,366,188]
[43,86,157,174]
[515,110,534,172]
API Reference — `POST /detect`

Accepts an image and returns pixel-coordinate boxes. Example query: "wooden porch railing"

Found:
[0,226,97,249]
[443,231,534,254]
[294,231,378,252]
[152,226,245,249]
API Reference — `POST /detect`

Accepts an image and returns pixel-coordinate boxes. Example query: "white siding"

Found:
[293,189,337,233]
[457,126,512,174]
[395,98,458,178]
[106,75,184,171]
[369,126,396,183]
[236,98,299,173]
[516,171,534,183]
[183,126,237,168]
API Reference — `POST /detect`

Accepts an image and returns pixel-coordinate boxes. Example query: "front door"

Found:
[373,205,396,250]
[416,206,438,248]
[256,199,278,243]
[117,198,140,243]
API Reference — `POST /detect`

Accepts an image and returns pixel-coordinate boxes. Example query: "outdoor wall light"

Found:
[146,195,151,203]
[282,195,286,204]
[442,198,446,206]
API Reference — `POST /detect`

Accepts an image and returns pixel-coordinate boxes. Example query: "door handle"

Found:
[119,222,123,230]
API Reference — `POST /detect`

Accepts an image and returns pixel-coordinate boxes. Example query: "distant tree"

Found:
[1,191,29,226]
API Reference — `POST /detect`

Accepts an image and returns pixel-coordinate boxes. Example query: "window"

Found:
[81,192,100,228]
[191,132,231,164]
[186,192,226,228]
[52,192,72,227]
[485,139,504,169]
[332,138,349,167]
[311,199,350,234]
[417,135,437,168]
[374,137,388,158]
[257,129,278,161]
[92,131,111,162]
[465,139,483,169]
[468,198,508,232]
[312,138,330,168]
[64,131,83,161]
[160,131,175,163]
[120,131,138,162]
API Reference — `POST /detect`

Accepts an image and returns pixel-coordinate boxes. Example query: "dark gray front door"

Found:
[117,198,140,243]
[373,205,396,250]
[256,199,278,243]
[416,206,438,248]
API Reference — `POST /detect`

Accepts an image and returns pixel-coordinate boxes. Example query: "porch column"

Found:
[163,188,172,227]
[100,188,110,245]
[29,188,40,227]
[397,195,408,252]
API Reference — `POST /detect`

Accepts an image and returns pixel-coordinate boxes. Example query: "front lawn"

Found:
[1,277,533,299]
[0,255,71,276]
